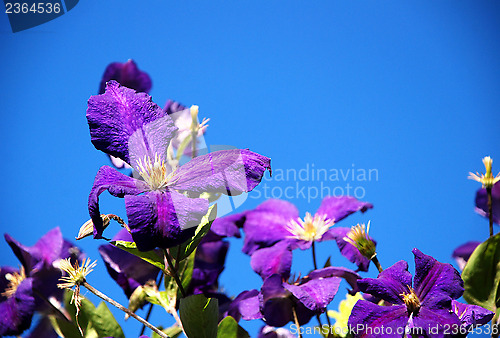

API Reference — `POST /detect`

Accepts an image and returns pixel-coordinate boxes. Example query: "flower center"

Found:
[136,154,174,191]
[400,286,421,315]
[285,213,335,242]
[2,267,26,298]
[343,221,377,259]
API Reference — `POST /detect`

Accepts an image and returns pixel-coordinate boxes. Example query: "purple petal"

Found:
[358,260,412,305]
[451,300,494,327]
[227,289,263,321]
[328,227,372,272]
[211,212,246,238]
[125,190,209,251]
[87,81,176,163]
[452,241,481,271]
[475,182,500,224]
[303,266,361,294]
[0,276,35,336]
[242,200,298,255]
[88,165,146,238]
[164,99,187,115]
[25,316,58,338]
[315,196,373,223]
[170,149,271,195]
[412,248,464,310]
[412,307,461,336]
[250,242,292,280]
[258,326,296,338]
[99,229,160,297]
[348,301,408,338]
[284,277,340,312]
[99,60,152,94]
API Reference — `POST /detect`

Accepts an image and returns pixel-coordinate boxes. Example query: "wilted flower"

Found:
[469,156,500,189]
[87,81,271,251]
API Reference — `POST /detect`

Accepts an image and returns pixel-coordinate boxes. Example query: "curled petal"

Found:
[303,266,361,294]
[250,242,292,280]
[170,149,271,195]
[412,248,464,310]
[315,196,373,222]
[211,212,246,238]
[475,183,500,224]
[284,276,341,312]
[451,300,494,327]
[358,260,412,305]
[125,190,209,251]
[452,241,481,271]
[227,289,263,322]
[88,166,145,238]
[87,81,176,163]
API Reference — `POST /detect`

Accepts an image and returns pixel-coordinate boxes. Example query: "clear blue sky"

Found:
[1,1,499,337]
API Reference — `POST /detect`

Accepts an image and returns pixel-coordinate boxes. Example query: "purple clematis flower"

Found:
[0,266,35,336]
[4,227,83,312]
[99,229,160,298]
[349,248,466,337]
[451,241,481,271]
[229,269,342,328]
[87,81,271,251]
[475,182,500,225]
[212,196,373,270]
[188,230,229,295]
[99,59,152,94]
[250,241,293,280]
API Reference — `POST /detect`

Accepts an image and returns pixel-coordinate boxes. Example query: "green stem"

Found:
[312,241,318,270]
[488,187,494,238]
[82,281,169,338]
[371,255,383,273]
[163,249,186,298]
[140,273,164,336]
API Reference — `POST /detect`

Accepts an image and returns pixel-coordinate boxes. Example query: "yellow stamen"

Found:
[136,154,176,191]
[468,156,500,188]
[343,221,376,259]
[2,266,26,298]
[400,286,421,315]
[285,213,335,242]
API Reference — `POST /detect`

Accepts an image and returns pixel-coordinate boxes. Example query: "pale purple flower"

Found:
[87,81,270,251]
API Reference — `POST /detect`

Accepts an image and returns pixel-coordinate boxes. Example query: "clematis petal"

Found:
[412,248,463,310]
[170,149,271,195]
[303,266,361,295]
[87,81,176,163]
[0,276,35,336]
[412,307,461,336]
[475,182,500,224]
[327,227,372,272]
[451,300,494,327]
[284,276,341,312]
[25,316,58,338]
[227,289,263,322]
[88,165,146,238]
[211,212,246,238]
[125,190,209,251]
[452,241,481,271]
[250,241,292,280]
[98,60,152,94]
[99,229,160,298]
[358,260,412,305]
[315,196,372,222]
[348,301,408,338]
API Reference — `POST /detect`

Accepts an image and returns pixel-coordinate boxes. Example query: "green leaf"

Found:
[180,294,219,338]
[462,233,500,312]
[152,326,183,338]
[171,205,217,261]
[111,241,165,271]
[217,316,250,338]
[180,249,196,293]
[84,302,125,338]
[48,315,83,338]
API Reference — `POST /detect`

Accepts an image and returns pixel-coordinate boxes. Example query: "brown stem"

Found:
[82,282,169,338]
[292,306,303,338]
[488,187,494,238]
[371,255,383,273]
[312,241,318,270]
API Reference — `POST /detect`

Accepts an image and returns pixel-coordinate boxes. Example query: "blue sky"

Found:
[1,1,499,336]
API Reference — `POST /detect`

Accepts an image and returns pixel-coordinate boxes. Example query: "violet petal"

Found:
[250,242,292,280]
[125,190,208,251]
[451,300,494,327]
[284,276,341,312]
[329,227,371,272]
[348,301,408,338]
[315,196,373,222]
[475,182,500,224]
[99,60,152,94]
[0,276,35,336]
[227,289,263,322]
[412,248,464,310]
